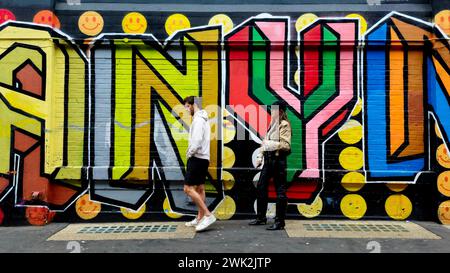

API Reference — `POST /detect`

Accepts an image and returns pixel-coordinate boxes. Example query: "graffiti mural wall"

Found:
[0,0,449,225]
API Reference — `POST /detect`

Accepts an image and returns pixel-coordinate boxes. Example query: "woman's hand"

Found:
[256,158,263,168]
[261,139,279,152]
[255,153,263,168]
[261,139,269,151]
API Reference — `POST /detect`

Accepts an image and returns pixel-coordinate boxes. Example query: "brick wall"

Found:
[0,0,449,225]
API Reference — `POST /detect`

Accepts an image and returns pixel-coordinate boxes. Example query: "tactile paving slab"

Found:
[285,220,441,239]
[47,222,195,241]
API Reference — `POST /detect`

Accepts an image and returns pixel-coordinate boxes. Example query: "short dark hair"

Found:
[183,96,195,105]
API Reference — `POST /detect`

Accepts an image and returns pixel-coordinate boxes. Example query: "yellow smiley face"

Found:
[438,200,450,225]
[120,204,146,220]
[340,194,367,220]
[386,183,408,192]
[75,194,101,220]
[222,119,236,144]
[208,14,233,34]
[434,10,450,36]
[222,146,235,169]
[294,69,300,86]
[163,197,182,219]
[437,144,450,168]
[385,194,412,220]
[345,13,368,35]
[165,13,190,35]
[339,147,363,171]
[438,171,450,197]
[78,11,104,36]
[352,97,362,116]
[122,12,147,34]
[297,197,323,218]
[341,171,365,192]
[435,124,443,139]
[213,195,236,220]
[222,170,235,191]
[338,119,363,145]
[295,13,318,32]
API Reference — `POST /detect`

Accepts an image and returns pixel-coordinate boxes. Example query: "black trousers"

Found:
[255,151,288,223]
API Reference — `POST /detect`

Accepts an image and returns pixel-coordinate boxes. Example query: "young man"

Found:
[183,96,216,232]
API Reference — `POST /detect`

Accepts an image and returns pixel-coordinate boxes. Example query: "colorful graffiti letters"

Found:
[0,11,449,221]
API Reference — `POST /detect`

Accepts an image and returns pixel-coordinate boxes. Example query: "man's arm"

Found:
[186,119,204,158]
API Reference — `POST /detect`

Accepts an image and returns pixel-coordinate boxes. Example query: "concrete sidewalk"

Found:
[0,220,449,253]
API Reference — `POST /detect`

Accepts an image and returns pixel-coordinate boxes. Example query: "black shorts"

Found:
[184,157,210,186]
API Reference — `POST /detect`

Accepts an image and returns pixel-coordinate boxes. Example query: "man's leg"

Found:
[184,185,211,219]
[195,185,206,220]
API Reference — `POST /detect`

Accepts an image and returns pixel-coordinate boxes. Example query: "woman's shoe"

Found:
[248,218,267,225]
[266,221,285,230]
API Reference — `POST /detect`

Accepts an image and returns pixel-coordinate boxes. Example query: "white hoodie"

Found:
[186,109,210,161]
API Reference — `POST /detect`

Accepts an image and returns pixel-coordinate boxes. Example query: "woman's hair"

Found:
[278,108,291,127]
[271,101,290,126]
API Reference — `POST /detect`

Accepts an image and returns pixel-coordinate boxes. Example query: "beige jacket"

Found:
[256,119,292,163]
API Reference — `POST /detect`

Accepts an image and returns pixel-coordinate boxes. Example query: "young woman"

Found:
[249,100,292,230]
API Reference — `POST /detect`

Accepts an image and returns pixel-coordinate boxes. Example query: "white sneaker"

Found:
[185,218,200,227]
[195,214,217,232]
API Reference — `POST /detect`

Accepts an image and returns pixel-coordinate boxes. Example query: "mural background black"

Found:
[0,0,437,42]
[0,0,448,224]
